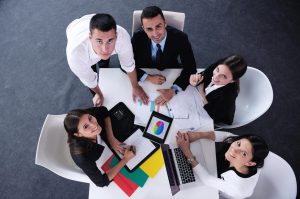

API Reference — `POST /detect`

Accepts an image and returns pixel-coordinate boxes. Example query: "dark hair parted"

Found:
[224,134,269,169]
[141,6,165,25]
[221,55,247,81]
[64,109,92,155]
[90,13,116,33]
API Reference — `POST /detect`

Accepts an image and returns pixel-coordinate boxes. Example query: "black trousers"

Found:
[89,59,110,96]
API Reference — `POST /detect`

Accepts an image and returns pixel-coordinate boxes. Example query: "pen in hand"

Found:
[196,70,205,86]
[122,145,136,155]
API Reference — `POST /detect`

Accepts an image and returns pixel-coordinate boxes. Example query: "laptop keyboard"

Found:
[174,148,196,184]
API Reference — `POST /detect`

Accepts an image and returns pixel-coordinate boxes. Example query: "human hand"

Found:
[110,138,125,154]
[93,93,104,107]
[189,73,204,86]
[147,74,166,85]
[155,89,175,105]
[132,85,149,105]
[123,146,136,161]
[176,132,192,157]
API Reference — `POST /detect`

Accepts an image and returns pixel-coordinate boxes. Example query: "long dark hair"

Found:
[216,54,247,91]
[223,134,269,169]
[64,109,93,155]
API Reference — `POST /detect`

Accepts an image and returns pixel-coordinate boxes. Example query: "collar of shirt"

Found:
[205,82,225,95]
[151,32,167,58]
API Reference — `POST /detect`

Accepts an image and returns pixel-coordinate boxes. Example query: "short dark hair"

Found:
[141,6,165,25]
[224,134,269,169]
[89,13,116,33]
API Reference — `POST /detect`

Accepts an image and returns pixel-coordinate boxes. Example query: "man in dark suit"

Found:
[131,6,197,105]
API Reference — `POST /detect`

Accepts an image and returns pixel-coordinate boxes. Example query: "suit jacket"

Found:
[202,61,239,125]
[131,26,196,90]
[70,107,111,187]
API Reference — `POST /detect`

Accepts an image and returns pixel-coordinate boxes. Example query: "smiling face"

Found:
[89,28,117,60]
[225,138,256,169]
[75,114,102,139]
[212,64,234,86]
[142,14,167,44]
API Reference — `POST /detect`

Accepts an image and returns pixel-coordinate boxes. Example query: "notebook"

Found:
[161,144,196,196]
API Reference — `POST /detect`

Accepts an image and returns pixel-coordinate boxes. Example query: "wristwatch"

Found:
[187,156,196,164]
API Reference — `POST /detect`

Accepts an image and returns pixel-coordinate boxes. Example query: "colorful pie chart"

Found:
[153,121,164,135]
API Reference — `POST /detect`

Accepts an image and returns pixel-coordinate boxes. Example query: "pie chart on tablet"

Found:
[153,121,164,135]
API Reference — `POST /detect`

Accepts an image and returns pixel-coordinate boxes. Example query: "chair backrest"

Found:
[132,10,185,35]
[35,114,91,183]
[246,152,297,199]
[215,66,273,129]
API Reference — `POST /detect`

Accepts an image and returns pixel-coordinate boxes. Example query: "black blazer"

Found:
[202,62,239,125]
[70,107,111,187]
[132,26,196,90]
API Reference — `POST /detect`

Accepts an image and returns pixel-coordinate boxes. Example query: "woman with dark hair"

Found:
[189,54,247,124]
[176,130,269,199]
[64,106,135,187]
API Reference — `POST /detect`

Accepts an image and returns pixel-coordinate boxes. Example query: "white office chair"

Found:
[35,114,91,183]
[215,66,273,129]
[246,152,297,199]
[132,10,185,35]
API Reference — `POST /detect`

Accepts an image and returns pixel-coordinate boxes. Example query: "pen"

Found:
[123,145,136,155]
[196,70,205,86]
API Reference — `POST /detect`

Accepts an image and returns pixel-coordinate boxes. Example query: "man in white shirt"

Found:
[66,13,148,106]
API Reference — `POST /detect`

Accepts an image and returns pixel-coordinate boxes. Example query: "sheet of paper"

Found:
[167,85,213,130]
[140,148,164,178]
[120,129,156,170]
[133,99,171,126]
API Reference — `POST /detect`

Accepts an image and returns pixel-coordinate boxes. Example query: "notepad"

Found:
[116,129,156,170]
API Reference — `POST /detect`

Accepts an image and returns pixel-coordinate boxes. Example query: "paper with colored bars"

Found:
[140,148,164,178]
[101,155,138,197]
[109,156,148,187]
[134,91,171,126]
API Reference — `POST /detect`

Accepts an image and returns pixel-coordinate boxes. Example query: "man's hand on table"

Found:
[155,88,175,106]
[146,74,166,85]
[132,85,149,105]
[93,93,104,107]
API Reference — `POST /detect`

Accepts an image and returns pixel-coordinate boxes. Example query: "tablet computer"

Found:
[143,111,173,144]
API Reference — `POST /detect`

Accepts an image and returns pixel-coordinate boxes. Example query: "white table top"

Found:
[89,68,219,199]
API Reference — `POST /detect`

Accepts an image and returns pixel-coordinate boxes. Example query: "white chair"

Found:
[215,66,273,129]
[35,114,91,183]
[132,10,185,35]
[246,152,297,199]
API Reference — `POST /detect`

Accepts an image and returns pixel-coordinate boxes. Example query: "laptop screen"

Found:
[161,144,180,196]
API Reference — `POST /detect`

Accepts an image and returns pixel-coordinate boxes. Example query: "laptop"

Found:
[161,144,196,196]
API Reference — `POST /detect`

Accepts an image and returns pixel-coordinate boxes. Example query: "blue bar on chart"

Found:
[150,101,155,112]
[138,99,143,106]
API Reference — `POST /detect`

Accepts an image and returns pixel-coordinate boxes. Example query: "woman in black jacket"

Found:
[63,106,135,187]
[190,55,247,124]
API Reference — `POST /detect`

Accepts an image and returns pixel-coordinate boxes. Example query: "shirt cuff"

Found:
[171,84,183,94]
[140,73,148,82]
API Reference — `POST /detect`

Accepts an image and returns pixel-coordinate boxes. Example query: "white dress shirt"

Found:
[66,14,135,88]
[205,82,225,95]
[193,131,260,199]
